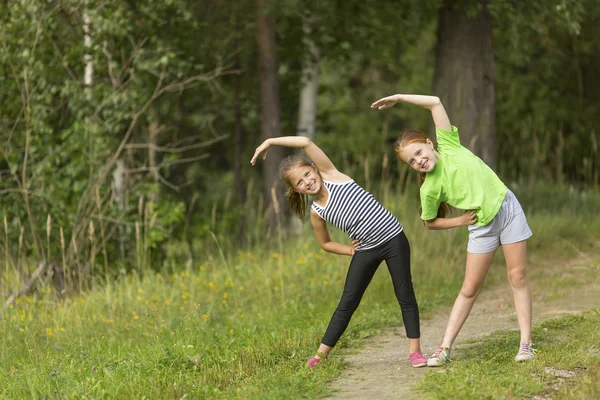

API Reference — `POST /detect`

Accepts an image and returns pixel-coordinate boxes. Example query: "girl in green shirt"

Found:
[371,94,534,366]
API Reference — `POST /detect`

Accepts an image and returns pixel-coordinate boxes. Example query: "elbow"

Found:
[429,96,442,109]
[423,220,435,230]
[320,241,332,252]
[302,137,313,148]
[425,96,442,112]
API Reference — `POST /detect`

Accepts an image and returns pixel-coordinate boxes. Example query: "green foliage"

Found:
[0,0,598,397]
[0,0,236,279]
[0,0,598,293]
[492,0,598,185]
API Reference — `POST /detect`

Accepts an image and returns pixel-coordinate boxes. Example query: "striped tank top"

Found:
[311,180,403,251]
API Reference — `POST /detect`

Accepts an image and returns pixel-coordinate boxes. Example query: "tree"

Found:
[489,0,593,184]
[432,0,496,168]
[296,9,319,142]
[256,0,286,233]
[0,0,233,292]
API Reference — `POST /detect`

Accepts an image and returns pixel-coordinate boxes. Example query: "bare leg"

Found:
[314,343,332,359]
[409,338,421,354]
[502,240,532,344]
[440,250,497,348]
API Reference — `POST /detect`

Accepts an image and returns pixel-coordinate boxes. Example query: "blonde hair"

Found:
[279,155,312,220]
[395,129,451,219]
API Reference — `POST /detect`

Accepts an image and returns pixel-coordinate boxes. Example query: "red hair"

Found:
[394,129,451,219]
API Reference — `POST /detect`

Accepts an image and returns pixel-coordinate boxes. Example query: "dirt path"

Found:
[327,251,600,400]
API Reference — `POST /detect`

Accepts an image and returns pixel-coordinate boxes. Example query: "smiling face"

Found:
[286,164,323,195]
[394,130,440,173]
[398,139,439,173]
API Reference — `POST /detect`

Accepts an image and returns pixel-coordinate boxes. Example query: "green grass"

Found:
[529,256,600,302]
[554,363,600,399]
[0,186,599,398]
[416,311,600,399]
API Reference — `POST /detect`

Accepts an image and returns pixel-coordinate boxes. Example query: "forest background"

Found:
[0,0,598,398]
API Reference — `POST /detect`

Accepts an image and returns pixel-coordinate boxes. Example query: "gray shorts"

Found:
[467,189,532,254]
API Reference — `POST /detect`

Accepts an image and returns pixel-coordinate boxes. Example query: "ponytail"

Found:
[284,187,308,220]
[279,155,312,220]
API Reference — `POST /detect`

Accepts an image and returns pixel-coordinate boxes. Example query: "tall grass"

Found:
[1,181,599,398]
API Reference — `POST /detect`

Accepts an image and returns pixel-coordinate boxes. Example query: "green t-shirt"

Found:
[420,126,507,226]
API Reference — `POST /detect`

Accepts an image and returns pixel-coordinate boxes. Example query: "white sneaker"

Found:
[427,346,450,367]
[515,343,535,362]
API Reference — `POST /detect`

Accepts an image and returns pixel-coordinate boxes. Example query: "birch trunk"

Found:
[113,159,127,261]
[83,3,94,179]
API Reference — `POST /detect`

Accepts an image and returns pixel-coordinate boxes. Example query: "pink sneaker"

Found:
[409,352,427,368]
[306,356,322,369]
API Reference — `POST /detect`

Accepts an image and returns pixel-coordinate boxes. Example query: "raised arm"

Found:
[371,94,452,131]
[250,136,337,175]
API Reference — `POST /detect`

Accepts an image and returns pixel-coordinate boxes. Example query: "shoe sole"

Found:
[427,360,448,367]
[411,362,427,368]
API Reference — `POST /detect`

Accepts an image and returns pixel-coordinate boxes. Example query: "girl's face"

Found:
[399,139,439,173]
[287,165,322,195]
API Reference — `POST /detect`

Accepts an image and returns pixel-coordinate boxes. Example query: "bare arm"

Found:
[423,210,477,230]
[371,94,452,131]
[310,210,356,256]
[250,136,337,175]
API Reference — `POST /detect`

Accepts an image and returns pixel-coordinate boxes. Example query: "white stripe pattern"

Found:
[311,180,403,251]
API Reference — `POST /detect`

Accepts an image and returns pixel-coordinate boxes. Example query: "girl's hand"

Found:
[371,94,402,110]
[461,210,478,226]
[250,140,271,165]
[350,239,360,256]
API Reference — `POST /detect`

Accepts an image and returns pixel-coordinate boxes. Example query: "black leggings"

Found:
[321,231,420,347]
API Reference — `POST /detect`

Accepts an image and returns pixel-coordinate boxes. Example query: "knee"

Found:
[460,283,482,299]
[337,294,361,313]
[508,267,528,288]
[395,288,417,306]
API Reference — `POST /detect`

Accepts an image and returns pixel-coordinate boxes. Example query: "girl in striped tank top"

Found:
[251,136,426,368]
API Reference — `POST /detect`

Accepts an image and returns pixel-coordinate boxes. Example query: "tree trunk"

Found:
[432,0,496,169]
[232,11,246,242]
[256,0,285,233]
[296,12,319,141]
[291,10,320,235]
[148,120,159,202]
[233,71,245,238]
[112,159,127,262]
[83,4,93,98]
[83,2,94,178]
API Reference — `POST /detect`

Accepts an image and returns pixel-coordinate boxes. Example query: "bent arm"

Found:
[372,94,452,131]
[423,216,467,230]
[424,209,477,230]
[251,136,337,175]
[311,210,354,256]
